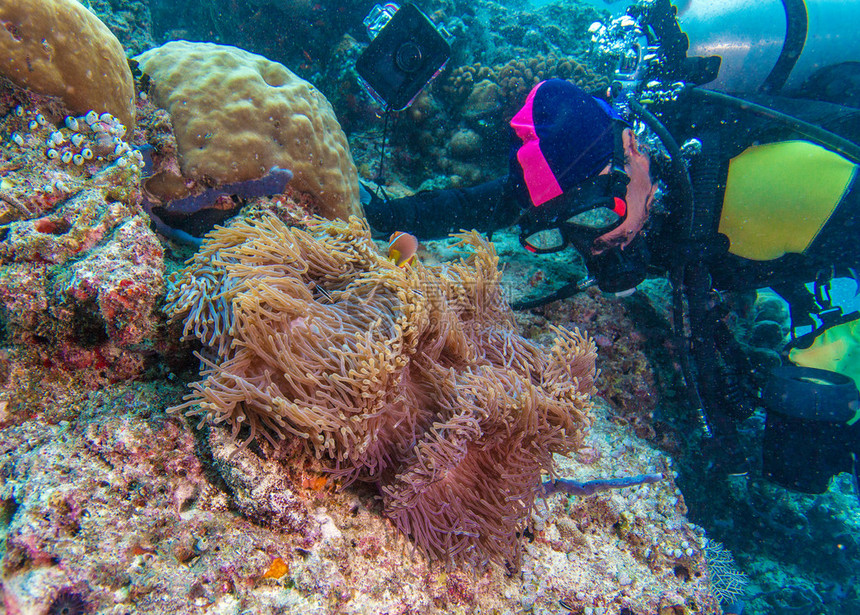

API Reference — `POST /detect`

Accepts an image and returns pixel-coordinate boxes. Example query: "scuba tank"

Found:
[591,0,860,103]
[677,0,859,96]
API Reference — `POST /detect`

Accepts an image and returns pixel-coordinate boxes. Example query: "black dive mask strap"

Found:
[609,119,630,198]
[564,120,631,248]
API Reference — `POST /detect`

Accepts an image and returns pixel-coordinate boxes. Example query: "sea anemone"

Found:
[167,214,596,567]
[48,587,91,615]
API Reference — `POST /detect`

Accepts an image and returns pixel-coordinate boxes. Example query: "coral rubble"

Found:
[166,213,597,567]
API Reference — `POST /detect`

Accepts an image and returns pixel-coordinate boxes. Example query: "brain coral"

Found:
[166,214,596,567]
[0,0,136,131]
[135,41,361,221]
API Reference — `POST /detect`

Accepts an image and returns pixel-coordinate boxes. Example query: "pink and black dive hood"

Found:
[509,78,624,209]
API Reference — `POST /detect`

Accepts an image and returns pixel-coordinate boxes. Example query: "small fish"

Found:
[388,231,418,268]
[310,281,332,302]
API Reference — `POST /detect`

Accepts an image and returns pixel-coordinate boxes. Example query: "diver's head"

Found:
[591,128,656,254]
[511,79,656,294]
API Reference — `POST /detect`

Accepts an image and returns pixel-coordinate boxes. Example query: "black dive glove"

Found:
[363,178,521,240]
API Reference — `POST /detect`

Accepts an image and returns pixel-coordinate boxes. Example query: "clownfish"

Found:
[388,231,418,268]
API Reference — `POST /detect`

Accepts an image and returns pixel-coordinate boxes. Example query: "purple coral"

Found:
[140,156,293,245]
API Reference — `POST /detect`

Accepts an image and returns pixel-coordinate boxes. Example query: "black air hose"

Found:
[689,88,860,164]
[629,98,715,433]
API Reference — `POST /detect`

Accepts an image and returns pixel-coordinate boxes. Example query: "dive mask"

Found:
[517,161,650,296]
[517,118,649,296]
[519,166,630,254]
[519,117,631,254]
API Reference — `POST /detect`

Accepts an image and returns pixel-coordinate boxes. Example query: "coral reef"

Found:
[677,451,860,613]
[483,217,860,615]
[538,398,720,615]
[146,1,370,85]
[440,55,609,114]
[135,41,361,221]
[428,0,605,70]
[0,365,720,614]
[2,1,848,612]
[89,0,156,57]
[0,104,143,263]
[327,1,611,193]
[703,540,749,605]
[0,82,164,380]
[0,0,136,132]
[166,213,597,567]
[0,1,744,612]
[516,281,677,445]
[313,34,382,134]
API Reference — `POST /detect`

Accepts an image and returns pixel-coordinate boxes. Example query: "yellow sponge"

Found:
[0,0,135,131]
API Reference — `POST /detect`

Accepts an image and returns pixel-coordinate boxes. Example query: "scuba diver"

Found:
[361,0,860,495]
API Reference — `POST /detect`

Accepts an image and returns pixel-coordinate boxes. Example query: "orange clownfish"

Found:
[388,231,418,268]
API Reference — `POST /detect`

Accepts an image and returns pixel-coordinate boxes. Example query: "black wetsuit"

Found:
[364,90,860,492]
[365,176,521,240]
[365,92,860,283]
[650,93,860,292]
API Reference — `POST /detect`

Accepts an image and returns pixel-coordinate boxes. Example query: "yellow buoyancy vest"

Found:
[789,318,860,393]
[718,140,857,261]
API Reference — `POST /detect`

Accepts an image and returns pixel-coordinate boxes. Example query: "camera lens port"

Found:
[395,41,424,73]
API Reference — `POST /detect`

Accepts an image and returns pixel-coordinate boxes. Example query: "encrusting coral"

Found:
[166,214,597,567]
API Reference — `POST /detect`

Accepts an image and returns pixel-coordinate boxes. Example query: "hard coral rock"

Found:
[462,79,504,120]
[448,128,482,158]
[206,427,314,537]
[53,215,164,347]
[166,214,597,568]
[135,41,361,221]
[0,87,164,378]
[441,55,608,115]
[0,0,136,131]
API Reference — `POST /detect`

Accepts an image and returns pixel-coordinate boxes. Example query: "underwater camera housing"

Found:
[357,3,451,111]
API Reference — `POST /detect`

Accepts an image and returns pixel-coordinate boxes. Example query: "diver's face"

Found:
[592,130,656,254]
